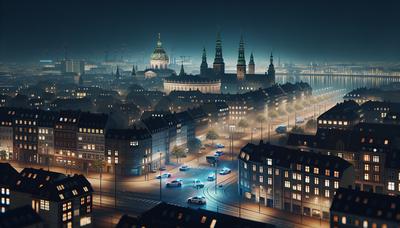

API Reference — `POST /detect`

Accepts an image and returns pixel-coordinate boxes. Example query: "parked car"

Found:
[219,168,231,175]
[179,165,190,171]
[159,167,167,171]
[193,179,205,188]
[187,196,206,205]
[207,173,216,181]
[156,173,171,179]
[275,125,287,134]
[166,180,182,187]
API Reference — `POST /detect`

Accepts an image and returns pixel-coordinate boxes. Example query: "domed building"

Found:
[150,33,169,69]
[135,33,176,82]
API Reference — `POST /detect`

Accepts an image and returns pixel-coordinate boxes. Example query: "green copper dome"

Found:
[151,33,169,62]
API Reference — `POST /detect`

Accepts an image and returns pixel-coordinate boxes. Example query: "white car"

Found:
[179,165,190,171]
[166,180,182,187]
[187,196,206,205]
[207,173,216,181]
[219,168,231,175]
[156,173,171,179]
[192,179,205,188]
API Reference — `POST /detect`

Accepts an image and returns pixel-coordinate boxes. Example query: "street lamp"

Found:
[159,151,162,202]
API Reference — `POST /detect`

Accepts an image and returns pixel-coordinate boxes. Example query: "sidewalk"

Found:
[207,177,329,228]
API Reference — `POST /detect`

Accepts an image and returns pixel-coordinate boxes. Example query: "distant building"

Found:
[238,142,354,220]
[116,202,275,228]
[330,187,400,228]
[105,127,152,175]
[60,59,85,76]
[317,100,361,130]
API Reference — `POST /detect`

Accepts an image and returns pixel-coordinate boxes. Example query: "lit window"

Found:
[334,171,339,178]
[324,190,330,198]
[284,181,290,188]
[314,168,319,174]
[372,156,379,163]
[363,155,370,162]
[259,176,263,183]
[267,158,272,165]
[314,177,319,185]
[384,139,389,145]
[80,217,91,226]
[324,180,330,187]
[305,166,310,172]
[363,220,368,228]
[388,182,395,191]
[364,164,370,171]
[325,169,330,176]
[305,176,310,183]
[341,216,347,224]
[40,200,49,211]
[364,173,369,181]
[314,188,319,195]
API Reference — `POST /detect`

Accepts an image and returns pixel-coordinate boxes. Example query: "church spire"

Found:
[200,47,208,75]
[236,35,246,80]
[179,63,185,76]
[267,52,275,83]
[248,52,255,74]
[115,66,121,80]
[213,32,225,75]
[131,64,136,76]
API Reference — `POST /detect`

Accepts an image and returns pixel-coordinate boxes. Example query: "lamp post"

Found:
[114,162,117,209]
[159,152,162,201]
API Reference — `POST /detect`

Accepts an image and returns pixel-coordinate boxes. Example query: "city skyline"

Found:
[1,0,400,63]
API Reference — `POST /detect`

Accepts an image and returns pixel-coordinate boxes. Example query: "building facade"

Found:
[238,142,354,220]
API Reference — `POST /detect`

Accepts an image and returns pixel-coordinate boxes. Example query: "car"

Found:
[215,143,225,149]
[207,173,216,181]
[214,151,224,157]
[166,180,182,187]
[192,179,205,188]
[275,125,287,134]
[156,173,171,179]
[179,165,190,171]
[219,168,231,175]
[159,167,167,171]
[187,196,206,205]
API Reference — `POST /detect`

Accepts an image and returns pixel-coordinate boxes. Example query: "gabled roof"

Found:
[106,127,151,141]
[130,202,274,228]
[0,163,18,187]
[12,168,92,201]
[240,142,352,172]
[331,188,400,223]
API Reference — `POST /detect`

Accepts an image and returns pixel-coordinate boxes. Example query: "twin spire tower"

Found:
[201,33,275,80]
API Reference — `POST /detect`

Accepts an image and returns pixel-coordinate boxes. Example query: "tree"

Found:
[0,150,7,160]
[256,115,266,140]
[238,119,249,133]
[305,119,317,131]
[188,138,202,153]
[171,146,186,164]
[92,159,105,207]
[206,130,219,145]
[291,125,305,134]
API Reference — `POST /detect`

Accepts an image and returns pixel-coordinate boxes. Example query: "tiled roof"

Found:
[331,188,400,223]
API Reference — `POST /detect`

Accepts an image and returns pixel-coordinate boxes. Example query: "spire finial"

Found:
[179,63,185,76]
[157,33,162,47]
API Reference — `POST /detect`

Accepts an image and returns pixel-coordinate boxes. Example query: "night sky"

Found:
[1,0,399,64]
